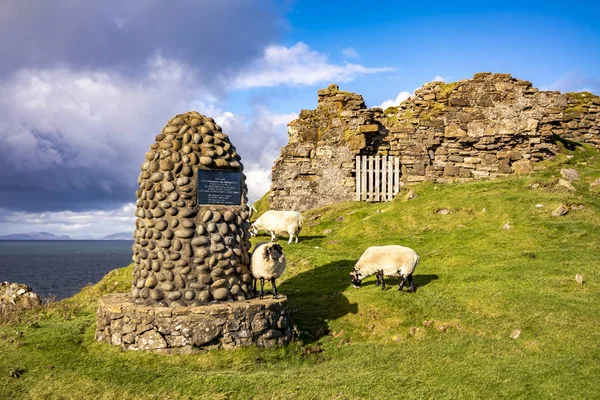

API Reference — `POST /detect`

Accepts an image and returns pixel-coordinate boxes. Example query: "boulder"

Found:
[560,168,580,181]
[0,281,43,313]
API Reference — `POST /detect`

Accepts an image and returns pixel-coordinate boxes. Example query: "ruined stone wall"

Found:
[270,73,600,212]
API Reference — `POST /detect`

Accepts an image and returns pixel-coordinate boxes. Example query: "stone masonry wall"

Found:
[96,293,292,350]
[270,73,600,212]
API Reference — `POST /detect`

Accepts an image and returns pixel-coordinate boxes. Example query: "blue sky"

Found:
[0,0,598,237]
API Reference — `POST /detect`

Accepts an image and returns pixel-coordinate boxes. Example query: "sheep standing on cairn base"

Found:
[350,245,420,292]
[250,242,287,299]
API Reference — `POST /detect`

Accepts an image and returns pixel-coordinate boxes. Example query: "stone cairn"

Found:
[131,111,253,306]
[96,111,292,350]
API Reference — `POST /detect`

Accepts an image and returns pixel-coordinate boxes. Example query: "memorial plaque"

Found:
[197,170,242,205]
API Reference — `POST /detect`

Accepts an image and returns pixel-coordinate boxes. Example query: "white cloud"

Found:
[341,47,360,59]
[432,75,446,82]
[378,91,412,110]
[231,42,393,89]
[0,204,136,238]
[549,71,600,93]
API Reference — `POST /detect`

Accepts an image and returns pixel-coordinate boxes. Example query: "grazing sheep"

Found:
[349,245,420,292]
[250,242,287,299]
[250,210,303,244]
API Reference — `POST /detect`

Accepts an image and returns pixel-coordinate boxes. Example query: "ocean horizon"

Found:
[0,240,133,299]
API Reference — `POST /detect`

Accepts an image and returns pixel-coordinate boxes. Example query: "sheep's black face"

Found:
[350,271,362,289]
[249,224,258,236]
[267,244,285,263]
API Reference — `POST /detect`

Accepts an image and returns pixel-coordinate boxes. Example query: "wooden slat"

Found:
[381,156,387,202]
[367,156,372,201]
[355,155,361,201]
[389,157,394,201]
[394,157,400,195]
[361,155,367,201]
[374,154,380,202]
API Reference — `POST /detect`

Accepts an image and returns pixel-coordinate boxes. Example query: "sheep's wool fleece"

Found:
[254,211,302,234]
[356,245,419,277]
[251,242,287,280]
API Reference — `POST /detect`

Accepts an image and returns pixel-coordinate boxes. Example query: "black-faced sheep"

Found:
[249,210,303,244]
[250,242,287,299]
[349,245,420,292]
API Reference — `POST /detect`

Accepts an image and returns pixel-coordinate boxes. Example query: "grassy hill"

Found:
[1,145,599,399]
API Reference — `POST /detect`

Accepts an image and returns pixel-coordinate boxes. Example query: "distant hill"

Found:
[100,232,133,240]
[0,232,71,240]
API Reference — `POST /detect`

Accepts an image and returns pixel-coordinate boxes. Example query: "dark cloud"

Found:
[0,0,283,80]
[0,1,286,214]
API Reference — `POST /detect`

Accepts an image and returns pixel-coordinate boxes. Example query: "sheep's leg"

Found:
[398,276,406,291]
[379,271,386,291]
[375,274,381,287]
[252,278,257,296]
[270,231,276,242]
[259,278,265,299]
[295,233,299,244]
[408,274,415,293]
[271,278,279,298]
[288,232,293,244]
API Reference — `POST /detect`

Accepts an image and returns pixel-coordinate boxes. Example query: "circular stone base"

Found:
[95,293,292,351]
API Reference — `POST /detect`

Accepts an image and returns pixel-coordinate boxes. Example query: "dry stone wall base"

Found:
[270,74,600,212]
[96,293,292,350]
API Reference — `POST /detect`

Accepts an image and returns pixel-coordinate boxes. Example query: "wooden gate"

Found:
[355,155,400,202]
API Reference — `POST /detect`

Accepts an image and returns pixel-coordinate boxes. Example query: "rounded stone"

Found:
[207,223,217,233]
[218,223,229,235]
[169,253,181,261]
[160,160,174,171]
[175,229,194,238]
[168,291,182,301]
[140,287,150,299]
[152,208,165,218]
[192,236,209,246]
[163,182,175,193]
[145,275,158,288]
[177,177,190,186]
[155,220,168,231]
[182,219,195,229]
[202,211,212,222]
[163,229,174,240]
[198,291,212,303]
[212,288,229,301]
[173,238,182,251]
[184,290,195,300]
[211,279,227,289]
[199,274,212,284]
[223,211,235,222]
[200,156,213,166]
[180,266,191,275]
[150,172,164,182]
[181,165,193,177]
[230,285,241,296]
[151,260,161,272]
[212,211,222,223]
[175,274,186,288]
[161,282,175,291]
[150,289,164,300]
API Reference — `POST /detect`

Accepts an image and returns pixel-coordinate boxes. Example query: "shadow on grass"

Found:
[279,259,358,343]
[361,274,439,291]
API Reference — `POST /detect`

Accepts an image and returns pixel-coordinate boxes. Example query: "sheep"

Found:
[349,245,420,292]
[250,242,287,299]
[250,210,303,244]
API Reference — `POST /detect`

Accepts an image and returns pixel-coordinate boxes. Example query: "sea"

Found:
[0,240,133,299]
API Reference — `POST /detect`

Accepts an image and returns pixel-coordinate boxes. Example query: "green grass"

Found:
[2,149,600,399]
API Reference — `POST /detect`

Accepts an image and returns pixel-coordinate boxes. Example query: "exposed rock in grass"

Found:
[502,221,511,230]
[590,178,600,192]
[560,168,581,181]
[513,159,534,174]
[576,274,584,285]
[510,329,522,339]
[0,282,42,313]
[551,205,569,216]
[406,189,418,200]
[557,178,576,192]
[436,208,450,215]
